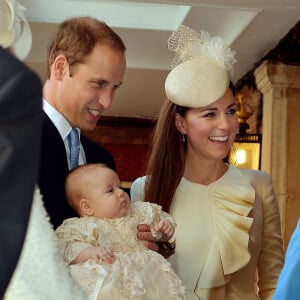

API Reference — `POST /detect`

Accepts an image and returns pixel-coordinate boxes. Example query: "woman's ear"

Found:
[52,54,68,80]
[175,113,186,134]
[79,198,93,216]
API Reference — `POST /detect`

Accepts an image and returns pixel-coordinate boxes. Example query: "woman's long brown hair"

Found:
[143,100,188,212]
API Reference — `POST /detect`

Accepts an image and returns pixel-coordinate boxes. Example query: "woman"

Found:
[131,25,283,300]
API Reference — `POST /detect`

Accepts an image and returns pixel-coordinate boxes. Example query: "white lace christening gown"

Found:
[56,201,186,300]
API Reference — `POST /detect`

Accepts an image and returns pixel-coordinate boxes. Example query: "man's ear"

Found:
[175,113,187,135]
[79,198,93,216]
[52,54,68,80]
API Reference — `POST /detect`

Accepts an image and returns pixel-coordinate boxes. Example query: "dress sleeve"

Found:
[257,171,284,299]
[151,203,177,228]
[56,218,99,264]
[130,176,146,202]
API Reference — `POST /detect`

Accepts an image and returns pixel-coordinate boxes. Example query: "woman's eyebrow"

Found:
[227,102,237,109]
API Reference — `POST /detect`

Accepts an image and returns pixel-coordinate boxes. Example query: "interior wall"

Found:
[82,118,155,184]
[255,61,300,249]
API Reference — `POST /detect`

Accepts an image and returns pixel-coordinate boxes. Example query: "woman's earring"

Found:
[182,133,185,142]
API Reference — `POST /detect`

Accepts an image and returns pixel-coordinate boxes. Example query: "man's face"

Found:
[55,44,126,131]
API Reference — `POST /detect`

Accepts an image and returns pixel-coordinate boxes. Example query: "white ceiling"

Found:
[21,0,300,119]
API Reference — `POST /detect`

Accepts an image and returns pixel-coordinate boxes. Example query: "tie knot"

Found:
[67,128,80,170]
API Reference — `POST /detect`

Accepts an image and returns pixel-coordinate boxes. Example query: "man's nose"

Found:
[98,89,114,110]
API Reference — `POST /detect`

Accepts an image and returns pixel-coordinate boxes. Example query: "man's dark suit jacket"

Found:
[38,112,116,229]
[0,47,42,298]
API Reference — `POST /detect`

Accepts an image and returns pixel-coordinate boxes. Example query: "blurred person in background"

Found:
[0,1,85,298]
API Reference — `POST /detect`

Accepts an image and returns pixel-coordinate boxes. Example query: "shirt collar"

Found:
[43,98,80,140]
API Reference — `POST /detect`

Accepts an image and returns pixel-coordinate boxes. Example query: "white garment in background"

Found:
[4,187,85,300]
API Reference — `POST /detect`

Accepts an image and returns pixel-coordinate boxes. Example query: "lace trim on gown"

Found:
[196,165,255,289]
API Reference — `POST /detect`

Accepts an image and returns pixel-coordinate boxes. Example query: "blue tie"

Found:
[67,128,80,170]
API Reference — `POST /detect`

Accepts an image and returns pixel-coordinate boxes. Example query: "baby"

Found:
[56,163,185,300]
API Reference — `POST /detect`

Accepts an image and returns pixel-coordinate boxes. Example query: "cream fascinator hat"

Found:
[0,0,32,60]
[165,25,237,107]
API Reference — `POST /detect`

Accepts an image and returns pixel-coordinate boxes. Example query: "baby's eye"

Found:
[105,188,114,194]
[95,81,105,87]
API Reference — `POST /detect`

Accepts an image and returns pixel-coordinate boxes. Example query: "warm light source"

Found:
[229,136,261,170]
[228,92,262,170]
[235,149,247,164]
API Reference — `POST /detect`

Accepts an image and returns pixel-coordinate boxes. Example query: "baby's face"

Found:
[86,167,130,219]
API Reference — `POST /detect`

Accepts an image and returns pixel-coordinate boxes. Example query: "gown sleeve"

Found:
[56,218,99,264]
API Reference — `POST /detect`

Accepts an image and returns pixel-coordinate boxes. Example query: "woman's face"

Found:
[177,88,238,161]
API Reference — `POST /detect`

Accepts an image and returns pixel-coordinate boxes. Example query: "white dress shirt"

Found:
[43,99,86,169]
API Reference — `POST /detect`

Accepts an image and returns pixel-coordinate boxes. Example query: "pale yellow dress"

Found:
[56,201,186,300]
[131,165,284,300]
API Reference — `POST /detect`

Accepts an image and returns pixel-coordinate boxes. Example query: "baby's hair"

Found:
[65,163,108,213]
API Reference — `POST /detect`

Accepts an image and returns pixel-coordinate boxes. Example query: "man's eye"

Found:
[112,85,120,91]
[90,81,105,88]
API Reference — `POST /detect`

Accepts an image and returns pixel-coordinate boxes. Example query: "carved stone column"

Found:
[254,61,300,248]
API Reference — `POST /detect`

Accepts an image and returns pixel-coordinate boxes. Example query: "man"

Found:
[38,17,126,229]
[38,17,162,254]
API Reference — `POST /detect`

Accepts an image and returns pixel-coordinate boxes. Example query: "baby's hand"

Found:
[71,245,115,265]
[155,220,175,242]
[90,246,115,264]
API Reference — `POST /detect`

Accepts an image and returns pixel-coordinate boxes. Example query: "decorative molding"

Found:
[236,20,300,90]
